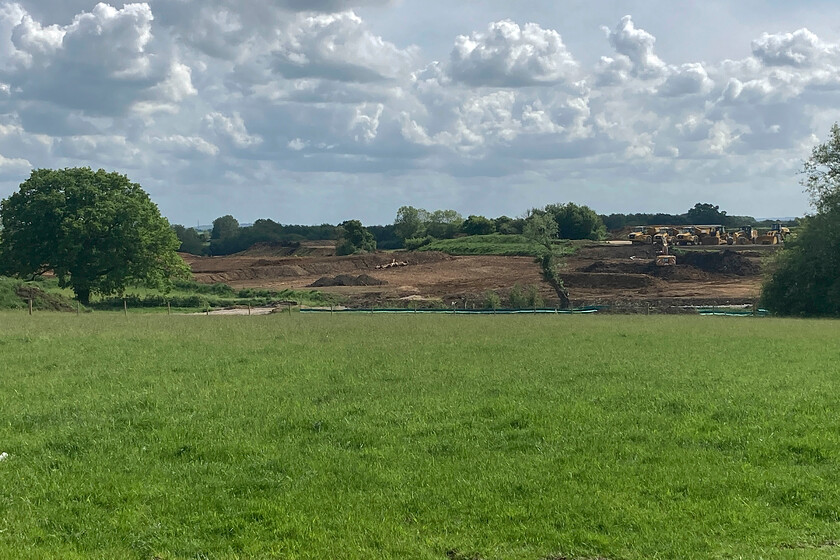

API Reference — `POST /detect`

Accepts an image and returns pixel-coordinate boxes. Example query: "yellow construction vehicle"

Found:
[628,226,656,245]
[771,223,791,241]
[733,226,758,245]
[699,225,730,245]
[675,227,700,246]
[756,224,792,245]
[655,239,676,266]
[653,227,678,246]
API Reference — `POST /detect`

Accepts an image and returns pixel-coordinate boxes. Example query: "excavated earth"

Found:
[182,242,773,312]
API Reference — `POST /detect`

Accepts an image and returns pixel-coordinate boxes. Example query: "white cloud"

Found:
[351,103,383,142]
[149,135,219,158]
[751,28,837,68]
[603,15,666,78]
[272,11,417,83]
[448,20,579,87]
[658,63,714,97]
[203,112,263,148]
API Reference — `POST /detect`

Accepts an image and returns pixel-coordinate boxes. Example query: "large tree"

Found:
[211,214,239,240]
[761,124,840,316]
[543,202,606,240]
[335,220,376,255]
[0,168,189,304]
[393,206,427,241]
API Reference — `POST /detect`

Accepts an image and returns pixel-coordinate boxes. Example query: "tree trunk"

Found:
[547,277,571,309]
[75,287,91,306]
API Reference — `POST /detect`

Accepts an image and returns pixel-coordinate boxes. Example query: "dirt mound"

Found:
[562,272,657,289]
[309,274,387,287]
[237,241,302,256]
[580,244,658,259]
[14,285,77,312]
[581,260,711,281]
[676,250,760,276]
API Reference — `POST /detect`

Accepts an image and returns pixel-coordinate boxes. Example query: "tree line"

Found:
[176,200,796,257]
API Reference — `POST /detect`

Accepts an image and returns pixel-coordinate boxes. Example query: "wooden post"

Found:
[167,301,171,315]
[76,301,80,316]
[28,288,33,316]
[123,298,128,317]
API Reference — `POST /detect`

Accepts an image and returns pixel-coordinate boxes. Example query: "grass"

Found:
[0,276,341,312]
[0,313,839,559]
[419,234,581,257]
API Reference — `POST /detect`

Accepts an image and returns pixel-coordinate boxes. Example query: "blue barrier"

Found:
[300,306,602,315]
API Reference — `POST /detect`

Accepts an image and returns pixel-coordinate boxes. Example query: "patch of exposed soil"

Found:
[309,274,387,287]
[14,285,77,312]
[184,242,767,310]
[676,249,761,276]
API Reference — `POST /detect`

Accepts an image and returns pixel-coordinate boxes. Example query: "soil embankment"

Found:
[184,242,770,310]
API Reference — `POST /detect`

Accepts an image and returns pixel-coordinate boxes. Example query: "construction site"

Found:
[183,227,778,312]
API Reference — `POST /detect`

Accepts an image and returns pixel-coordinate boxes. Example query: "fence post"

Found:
[123,297,128,317]
[29,287,33,316]
[167,301,171,315]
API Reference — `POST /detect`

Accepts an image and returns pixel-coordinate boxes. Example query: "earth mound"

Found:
[14,285,78,312]
[676,250,760,276]
[309,274,387,287]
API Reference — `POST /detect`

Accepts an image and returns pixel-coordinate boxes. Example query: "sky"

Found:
[0,1,839,226]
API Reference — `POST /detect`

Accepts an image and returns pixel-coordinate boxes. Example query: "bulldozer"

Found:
[628,226,656,245]
[733,226,758,245]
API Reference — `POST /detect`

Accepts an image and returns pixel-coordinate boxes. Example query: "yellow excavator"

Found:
[655,238,677,266]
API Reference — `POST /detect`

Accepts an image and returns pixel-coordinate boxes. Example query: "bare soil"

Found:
[182,242,773,311]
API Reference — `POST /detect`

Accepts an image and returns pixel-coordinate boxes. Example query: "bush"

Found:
[482,290,502,310]
[525,285,544,308]
[404,236,433,250]
[508,284,527,308]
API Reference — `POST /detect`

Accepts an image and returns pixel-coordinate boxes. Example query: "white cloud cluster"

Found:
[448,19,579,87]
[0,2,838,224]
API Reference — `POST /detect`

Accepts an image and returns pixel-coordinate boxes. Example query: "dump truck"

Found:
[628,226,656,244]
[675,227,700,246]
[699,225,731,245]
[653,227,678,246]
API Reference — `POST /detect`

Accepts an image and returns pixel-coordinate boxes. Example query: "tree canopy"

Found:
[211,214,239,240]
[336,220,376,255]
[761,124,840,316]
[0,168,189,304]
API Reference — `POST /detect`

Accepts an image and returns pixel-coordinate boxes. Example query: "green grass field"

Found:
[0,313,838,559]
[419,234,580,257]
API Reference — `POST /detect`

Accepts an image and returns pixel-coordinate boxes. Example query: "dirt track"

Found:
[182,243,772,310]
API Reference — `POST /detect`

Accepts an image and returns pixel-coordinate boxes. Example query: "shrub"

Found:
[482,290,502,310]
[404,236,433,250]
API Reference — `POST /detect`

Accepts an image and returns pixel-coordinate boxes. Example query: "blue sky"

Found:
[0,1,839,226]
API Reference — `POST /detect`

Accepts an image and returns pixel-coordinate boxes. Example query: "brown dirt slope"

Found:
[184,243,770,310]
